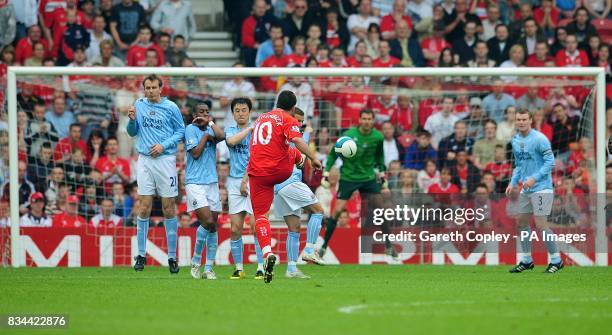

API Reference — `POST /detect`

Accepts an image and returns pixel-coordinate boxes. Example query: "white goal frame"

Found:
[6,66,608,267]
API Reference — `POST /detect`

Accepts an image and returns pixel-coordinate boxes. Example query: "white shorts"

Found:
[137,154,178,198]
[227,177,253,215]
[273,182,318,218]
[517,189,554,216]
[186,183,222,213]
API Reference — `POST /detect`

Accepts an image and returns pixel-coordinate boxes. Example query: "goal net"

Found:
[0,66,607,267]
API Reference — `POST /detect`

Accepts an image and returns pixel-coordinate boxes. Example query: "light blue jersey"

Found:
[225,125,251,178]
[510,129,555,193]
[185,124,218,185]
[274,131,310,193]
[126,97,185,156]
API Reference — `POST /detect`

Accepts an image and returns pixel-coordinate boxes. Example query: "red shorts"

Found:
[249,169,292,217]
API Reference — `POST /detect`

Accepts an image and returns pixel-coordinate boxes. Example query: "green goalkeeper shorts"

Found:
[337,179,381,200]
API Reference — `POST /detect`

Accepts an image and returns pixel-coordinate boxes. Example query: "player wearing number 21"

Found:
[127,74,186,274]
[247,90,323,283]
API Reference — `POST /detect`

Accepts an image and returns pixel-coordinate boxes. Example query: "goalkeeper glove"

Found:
[320,170,330,189]
[376,171,388,190]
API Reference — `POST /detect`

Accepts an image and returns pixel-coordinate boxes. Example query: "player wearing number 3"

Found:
[127,74,185,273]
[247,91,323,283]
[506,109,561,274]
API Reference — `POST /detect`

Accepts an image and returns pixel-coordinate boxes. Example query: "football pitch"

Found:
[1,265,610,335]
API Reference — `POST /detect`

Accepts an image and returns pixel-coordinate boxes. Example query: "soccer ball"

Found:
[335,136,357,158]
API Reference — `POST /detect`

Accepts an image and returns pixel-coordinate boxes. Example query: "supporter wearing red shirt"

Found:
[417,95,443,128]
[373,40,400,67]
[95,137,131,190]
[427,167,460,194]
[555,34,589,67]
[247,91,321,262]
[368,87,397,127]
[420,25,450,67]
[484,146,512,181]
[526,41,554,67]
[54,123,90,162]
[391,95,413,131]
[335,76,372,129]
[90,198,123,227]
[15,26,50,64]
[126,26,165,67]
[284,37,307,67]
[324,8,345,49]
[380,0,413,40]
[260,38,289,92]
[52,195,86,227]
[321,48,348,102]
[534,0,559,29]
[39,0,67,29]
[48,0,88,39]
[346,40,368,67]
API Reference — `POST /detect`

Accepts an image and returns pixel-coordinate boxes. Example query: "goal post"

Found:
[5,66,608,267]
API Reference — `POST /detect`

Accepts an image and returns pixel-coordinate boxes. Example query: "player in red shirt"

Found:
[54,123,90,162]
[95,137,131,191]
[52,195,87,227]
[555,34,590,68]
[373,40,400,67]
[247,91,322,283]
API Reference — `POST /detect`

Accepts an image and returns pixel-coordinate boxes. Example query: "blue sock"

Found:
[287,231,299,273]
[205,230,218,272]
[136,217,149,257]
[230,238,244,271]
[305,213,323,254]
[164,217,178,260]
[254,236,264,270]
[520,226,533,264]
[543,229,561,263]
[192,226,208,265]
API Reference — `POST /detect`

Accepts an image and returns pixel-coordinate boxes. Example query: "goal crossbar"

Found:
[6,66,607,267]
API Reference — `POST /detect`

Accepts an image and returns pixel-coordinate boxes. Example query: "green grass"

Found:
[1,265,611,335]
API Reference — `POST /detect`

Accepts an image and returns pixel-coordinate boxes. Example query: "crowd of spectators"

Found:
[0,0,609,229]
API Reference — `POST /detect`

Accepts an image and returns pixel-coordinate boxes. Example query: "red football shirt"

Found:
[336,89,371,128]
[380,14,413,35]
[247,109,302,177]
[326,24,341,49]
[391,106,413,131]
[53,212,87,228]
[427,182,460,194]
[555,50,590,67]
[15,38,50,64]
[420,37,450,66]
[346,56,362,68]
[260,55,289,92]
[372,56,400,67]
[53,137,91,162]
[39,0,66,28]
[484,161,512,179]
[368,96,397,127]
[526,54,554,67]
[49,8,88,38]
[126,44,165,67]
[284,54,307,67]
[95,156,131,187]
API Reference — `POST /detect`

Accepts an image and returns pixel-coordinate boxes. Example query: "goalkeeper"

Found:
[318,109,397,259]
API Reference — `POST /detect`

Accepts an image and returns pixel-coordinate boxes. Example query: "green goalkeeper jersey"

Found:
[325,127,385,182]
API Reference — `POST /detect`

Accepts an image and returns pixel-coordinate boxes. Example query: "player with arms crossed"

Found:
[318,109,397,260]
[248,91,322,283]
[186,102,225,279]
[127,74,185,273]
[272,107,326,279]
[506,109,561,273]
[224,97,266,280]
